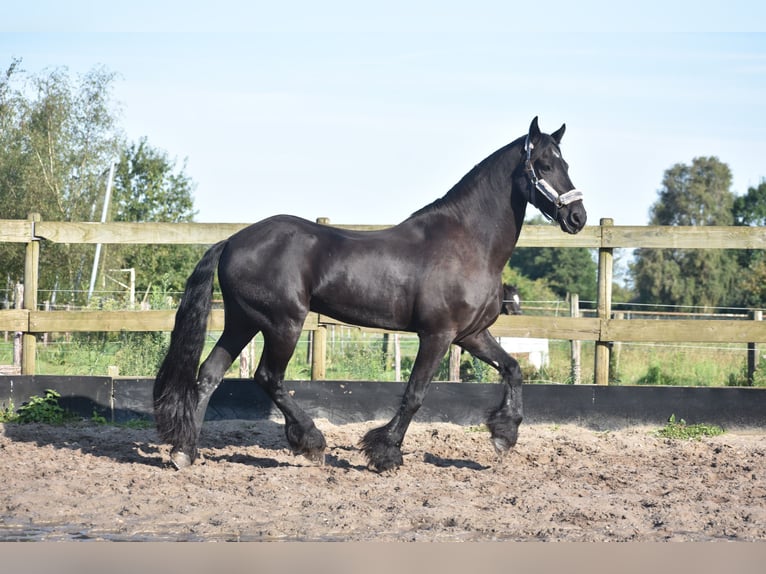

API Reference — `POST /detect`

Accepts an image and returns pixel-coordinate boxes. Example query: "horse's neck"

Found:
[406,145,524,268]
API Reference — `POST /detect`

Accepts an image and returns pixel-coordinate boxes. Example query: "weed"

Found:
[90,410,108,425]
[0,399,17,423]
[656,414,725,440]
[15,389,76,425]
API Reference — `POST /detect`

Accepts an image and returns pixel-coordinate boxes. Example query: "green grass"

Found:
[655,414,725,440]
[2,331,763,387]
[545,340,763,387]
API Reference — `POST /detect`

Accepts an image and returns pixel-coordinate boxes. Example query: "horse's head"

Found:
[518,117,587,234]
[501,284,522,315]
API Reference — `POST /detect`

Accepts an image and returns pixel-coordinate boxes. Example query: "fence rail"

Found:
[2,215,765,384]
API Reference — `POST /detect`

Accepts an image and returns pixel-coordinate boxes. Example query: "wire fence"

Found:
[2,279,763,386]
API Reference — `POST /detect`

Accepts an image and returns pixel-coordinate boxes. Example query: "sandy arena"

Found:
[1,419,765,541]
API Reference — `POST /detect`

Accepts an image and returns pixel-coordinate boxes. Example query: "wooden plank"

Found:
[34,222,251,244]
[315,315,602,340]
[31,220,607,248]
[316,315,407,335]
[603,319,766,343]
[603,226,766,249]
[29,310,180,332]
[27,309,319,333]
[18,308,766,344]
[515,225,601,248]
[8,220,766,250]
[303,313,319,330]
[0,220,34,243]
[490,316,601,340]
[0,309,29,331]
[301,222,604,249]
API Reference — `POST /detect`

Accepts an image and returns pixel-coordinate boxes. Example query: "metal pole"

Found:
[88,162,116,302]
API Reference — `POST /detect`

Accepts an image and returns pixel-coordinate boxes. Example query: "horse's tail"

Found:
[153,240,228,448]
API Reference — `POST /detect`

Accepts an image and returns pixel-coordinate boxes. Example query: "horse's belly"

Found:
[310,297,412,332]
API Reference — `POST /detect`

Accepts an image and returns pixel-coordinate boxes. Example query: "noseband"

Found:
[524,135,584,220]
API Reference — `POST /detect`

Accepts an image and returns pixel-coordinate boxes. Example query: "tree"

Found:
[0,59,26,293]
[100,138,203,298]
[630,157,739,310]
[731,180,766,307]
[509,216,598,303]
[0,60,122,304]
[733,180,766,227]
[501,265,558,308]
[0,59,203,307]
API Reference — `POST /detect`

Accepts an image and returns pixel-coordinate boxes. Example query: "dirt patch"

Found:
[1,419,765,541]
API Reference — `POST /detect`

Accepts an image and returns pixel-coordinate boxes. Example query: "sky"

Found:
[3,2,766,227]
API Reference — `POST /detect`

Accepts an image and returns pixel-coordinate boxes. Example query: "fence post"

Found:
[311,324,327,380]
[747,309,763,386]
[306,217,336,380]
[239,339,252,378]
[449,345,461,381]
[594,218,614,385]
[22,213,41,375]
[394,333,401,382]
[569,293,581,384]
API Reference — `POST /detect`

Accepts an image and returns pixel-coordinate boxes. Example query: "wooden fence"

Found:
[2,214,766,384]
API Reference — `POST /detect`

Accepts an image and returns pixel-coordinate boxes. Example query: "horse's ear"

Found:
[528,116,541,146]
[551,123,566,144]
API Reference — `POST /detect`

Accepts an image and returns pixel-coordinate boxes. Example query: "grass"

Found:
[2,330,764,387]
[544,340,763,387]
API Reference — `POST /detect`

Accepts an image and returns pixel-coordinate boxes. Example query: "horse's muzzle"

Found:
[560,202,587,234]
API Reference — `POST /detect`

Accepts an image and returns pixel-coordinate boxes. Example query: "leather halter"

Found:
[524,134,584,220]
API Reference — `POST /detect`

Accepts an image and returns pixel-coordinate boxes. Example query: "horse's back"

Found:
[216,213,501,334]
[216,215,422,330]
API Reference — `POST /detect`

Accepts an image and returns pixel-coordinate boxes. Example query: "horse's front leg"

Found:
[459,330,523,458]
[360,333,453,472]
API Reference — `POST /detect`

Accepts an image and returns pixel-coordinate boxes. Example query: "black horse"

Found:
[501,284,522,316]
[154,117,587,472]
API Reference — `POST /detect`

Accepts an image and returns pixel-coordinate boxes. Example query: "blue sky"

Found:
[3,3,766,227]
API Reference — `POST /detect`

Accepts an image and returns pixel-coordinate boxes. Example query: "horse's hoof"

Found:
[367,457,402,473]
[491,435,513,456]
[298,448,326,466]
[286,422,327,463]
[360,426,405,473]
[170,449,193,470]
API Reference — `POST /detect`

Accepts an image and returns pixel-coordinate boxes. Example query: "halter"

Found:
[524,134,584,220]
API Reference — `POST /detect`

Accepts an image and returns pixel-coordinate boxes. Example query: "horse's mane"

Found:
[407,138,521,221]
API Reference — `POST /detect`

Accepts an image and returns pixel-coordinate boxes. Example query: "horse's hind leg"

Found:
[458,329,523,458]
[256,324,327,464]
[171,327,254,468]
